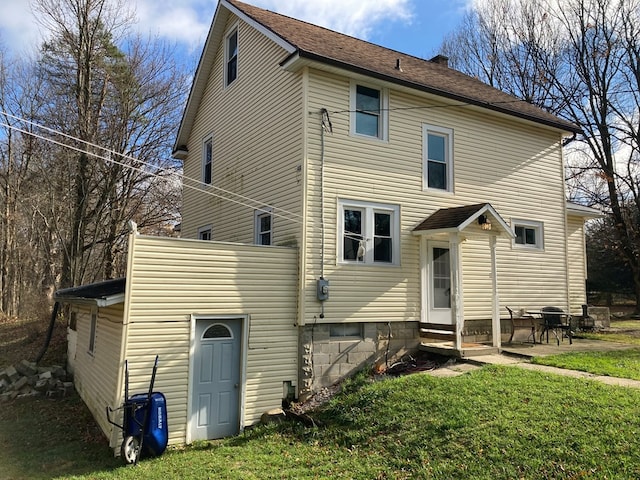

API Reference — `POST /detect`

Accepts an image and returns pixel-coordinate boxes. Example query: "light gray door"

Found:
[192,318,241,441]
[428,242,452,324]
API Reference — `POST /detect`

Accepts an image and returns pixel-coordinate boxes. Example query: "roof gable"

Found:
[412,203,515,237]
[174,0,579,154]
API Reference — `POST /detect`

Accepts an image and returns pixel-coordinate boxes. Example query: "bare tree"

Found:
[441,0,640,311]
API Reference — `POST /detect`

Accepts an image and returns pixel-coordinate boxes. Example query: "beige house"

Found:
[56,0,600,449]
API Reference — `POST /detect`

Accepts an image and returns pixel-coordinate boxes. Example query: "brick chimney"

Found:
[429,54,449,67]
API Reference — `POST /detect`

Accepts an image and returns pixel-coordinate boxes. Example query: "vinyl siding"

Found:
[567,214,588,311]
[70,304,124,445]
[181,14,303,248]
[302,69,570,324]
[121,234,298,446]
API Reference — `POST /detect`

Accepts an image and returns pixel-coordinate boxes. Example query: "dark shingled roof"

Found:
[227,0,579,133]
[54,278,126,305]
[413,204,490,232]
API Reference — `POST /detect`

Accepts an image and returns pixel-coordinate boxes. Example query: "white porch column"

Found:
[490,234,501,348]
[448,233,464,350]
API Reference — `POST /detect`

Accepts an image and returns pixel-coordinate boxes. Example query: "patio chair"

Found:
[506,307,536,344]
[540,306,572,346]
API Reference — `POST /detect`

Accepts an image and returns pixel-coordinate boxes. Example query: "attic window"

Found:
[225,27,238,86]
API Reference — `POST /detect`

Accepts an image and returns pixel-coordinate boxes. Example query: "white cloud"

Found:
[0,0,416,58]
[247,0,414,39]
[0,0,42,58]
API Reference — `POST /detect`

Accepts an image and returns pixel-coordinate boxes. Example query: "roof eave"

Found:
[282,50,580,135]
[54,293,125,307]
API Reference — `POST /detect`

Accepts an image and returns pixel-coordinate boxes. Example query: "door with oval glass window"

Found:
[191,318,241,441]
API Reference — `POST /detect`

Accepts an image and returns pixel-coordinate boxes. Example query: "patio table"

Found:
[526,309,573,346]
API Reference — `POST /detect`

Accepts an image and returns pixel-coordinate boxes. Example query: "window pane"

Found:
[344,209,362,236]
[525,228,536,245]
[374,237,392,262]
[428,133,446,161]
[344,237,361,260]
[428,160,446,189]
[356,85,380,111]
[355,111,379,136]
[259,232,271,245]
[260,215,271,232]
[515,226,525,244]
[432,248,451,309]
[374,213,390,236]
[226,31,238,84]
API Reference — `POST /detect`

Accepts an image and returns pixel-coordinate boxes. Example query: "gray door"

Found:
[191,318,241,441]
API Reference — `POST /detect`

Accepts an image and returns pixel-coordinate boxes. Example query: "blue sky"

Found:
[0,0,471,64]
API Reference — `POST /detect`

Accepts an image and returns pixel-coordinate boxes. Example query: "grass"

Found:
[532,348,640,380]
[4,366,640,479]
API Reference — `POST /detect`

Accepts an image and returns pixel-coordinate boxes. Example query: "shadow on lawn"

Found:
[0,393,122,479]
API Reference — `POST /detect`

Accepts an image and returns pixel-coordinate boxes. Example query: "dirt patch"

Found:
[0,313,67,368]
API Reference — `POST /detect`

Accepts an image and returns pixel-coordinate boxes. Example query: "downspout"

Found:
[34,301,60,364]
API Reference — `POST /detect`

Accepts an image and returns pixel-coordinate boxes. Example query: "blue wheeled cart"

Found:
[107,355,168,464]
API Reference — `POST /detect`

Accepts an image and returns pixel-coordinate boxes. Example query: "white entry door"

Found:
[428,242,452,324]
[191,318,242,441]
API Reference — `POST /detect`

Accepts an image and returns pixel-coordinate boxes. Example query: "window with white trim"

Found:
[88,307,97,355]
[202,136,212,184]
[255,209,272,245]
[225,27,238,86]
[350,82,388,140]
[513,220,544,249]
[423,124,454,192]
[198,225,212,241]
[338,199,400,265]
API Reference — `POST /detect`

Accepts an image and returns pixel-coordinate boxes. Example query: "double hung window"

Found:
[202,137,212,184]
[255,210,272,245]
[225,28,238,86]
[423,124,453,192]
[339,199,399,265]
[351,82,387,140]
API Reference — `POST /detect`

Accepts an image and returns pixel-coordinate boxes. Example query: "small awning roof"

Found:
[412,203,515,237]
[54,278,126,307]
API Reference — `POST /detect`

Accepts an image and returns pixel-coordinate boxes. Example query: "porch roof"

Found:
[54,278,126,307]
[412,203,515,237]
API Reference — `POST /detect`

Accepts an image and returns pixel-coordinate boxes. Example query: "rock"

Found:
[0,391,18,402]
[26,375,39,387]
[52,366,67,379]
[261,408,286,425]
[12,376,29,391]
[0,378,9,393]
[15,360,37,377]
[4,366,19,383]
[39,371,53,380]
[34,379,49,392]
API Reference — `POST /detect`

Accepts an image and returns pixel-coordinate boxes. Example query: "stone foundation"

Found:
[299,322,419,399]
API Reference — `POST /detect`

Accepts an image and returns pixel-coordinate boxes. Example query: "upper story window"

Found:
[203,136,212,184]
[423,124,454,192]
[513,220,544,250]
[338,199,400,265]
[255,209,272,245]
[225,27,238,86]
[88,307,97,355]
[198,225,212,241]
[350,81,388,140]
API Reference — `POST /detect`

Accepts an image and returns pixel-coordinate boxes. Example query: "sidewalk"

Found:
[429,349,640,389]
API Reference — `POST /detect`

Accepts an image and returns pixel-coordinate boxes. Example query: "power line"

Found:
[0,112,303,225]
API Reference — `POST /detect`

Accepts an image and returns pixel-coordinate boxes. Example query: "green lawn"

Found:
[532,348,640,380]
[4,366,640,479]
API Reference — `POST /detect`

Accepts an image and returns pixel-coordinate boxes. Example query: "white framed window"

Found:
[88,307,97,355]
[512,219,544,249]
[338,199,400,265]
[350,81,388,140]
[225,26,238,86]
[423,124,454,192]
[202,136,212,184]
[254,209,272,245]
[198,225,212,241]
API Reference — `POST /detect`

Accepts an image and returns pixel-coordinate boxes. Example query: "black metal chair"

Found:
[506,307,536,344]
[540,306,572,345]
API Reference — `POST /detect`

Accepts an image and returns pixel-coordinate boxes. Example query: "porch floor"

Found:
[420,341,499,358]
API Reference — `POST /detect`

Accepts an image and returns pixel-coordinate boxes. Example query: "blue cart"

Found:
[107,356,168,464]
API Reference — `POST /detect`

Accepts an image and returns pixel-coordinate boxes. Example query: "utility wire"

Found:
[0,112,303,224]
